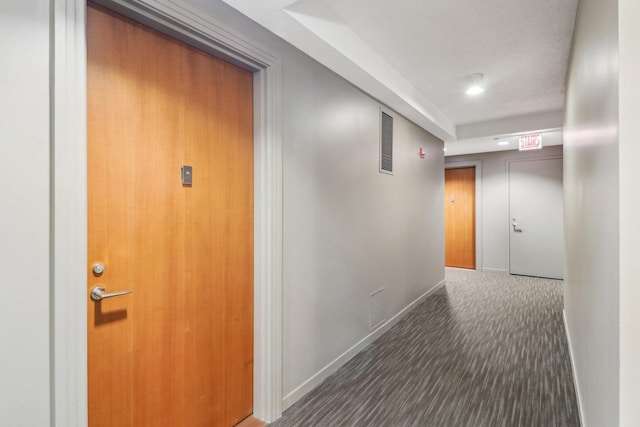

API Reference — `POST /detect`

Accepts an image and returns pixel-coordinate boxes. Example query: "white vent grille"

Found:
[380,111,393,174]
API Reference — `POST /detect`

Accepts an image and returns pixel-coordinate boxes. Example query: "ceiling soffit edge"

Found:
[222,0,456,140]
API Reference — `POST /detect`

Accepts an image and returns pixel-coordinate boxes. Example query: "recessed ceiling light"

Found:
[498,141,510,146]
[466,86,485,95]
[466,73,485,96]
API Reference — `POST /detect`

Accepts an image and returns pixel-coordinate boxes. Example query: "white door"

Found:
[509,158,563,279]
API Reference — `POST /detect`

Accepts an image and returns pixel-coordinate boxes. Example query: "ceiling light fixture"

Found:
[498,141,510,146]
[466,73,485,96]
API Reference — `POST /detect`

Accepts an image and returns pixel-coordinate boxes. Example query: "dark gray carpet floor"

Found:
[270,269,580,427]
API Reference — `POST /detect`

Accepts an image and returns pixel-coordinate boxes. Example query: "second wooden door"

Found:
[445,167,476,269]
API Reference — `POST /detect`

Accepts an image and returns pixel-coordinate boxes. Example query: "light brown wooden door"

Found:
[87,5,253,426]
[445,167,476,269]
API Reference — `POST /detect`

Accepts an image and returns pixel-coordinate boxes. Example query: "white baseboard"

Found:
[563,310,585,426]
[481,267,508,274]
[282,279,447,410]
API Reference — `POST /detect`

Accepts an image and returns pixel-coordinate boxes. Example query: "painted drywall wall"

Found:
[181,0,445,407]
[445,146,563,273]
[282,66,444,401]
[563,0,620,423]
[0,0,51,425]
[618,0,640,424]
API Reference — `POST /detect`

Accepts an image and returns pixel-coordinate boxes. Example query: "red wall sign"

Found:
[519,134,542,151]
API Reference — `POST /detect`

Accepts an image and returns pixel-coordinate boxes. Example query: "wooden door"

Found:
[445,167,476,269]
[87,5,253,426]
[509,158,564,279]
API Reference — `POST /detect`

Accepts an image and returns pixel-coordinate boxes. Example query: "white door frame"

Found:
[52,0,283,424]
[444,161,483,272]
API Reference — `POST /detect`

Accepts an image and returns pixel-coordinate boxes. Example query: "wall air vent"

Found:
[380,110,393,174]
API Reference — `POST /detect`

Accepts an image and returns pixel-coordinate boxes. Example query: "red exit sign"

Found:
[519,134,542,151]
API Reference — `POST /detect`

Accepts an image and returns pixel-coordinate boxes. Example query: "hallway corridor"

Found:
[272,269,579,426]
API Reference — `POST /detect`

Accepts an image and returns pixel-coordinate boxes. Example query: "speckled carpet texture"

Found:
[270,269,580,427]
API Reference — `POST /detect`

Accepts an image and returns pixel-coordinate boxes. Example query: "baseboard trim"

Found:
[282,279,447,410]
[563,310,585,426]
[481,267,508,274]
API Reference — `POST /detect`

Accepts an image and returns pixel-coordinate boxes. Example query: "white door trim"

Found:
[444,161,482,272]
[51,0,283,424]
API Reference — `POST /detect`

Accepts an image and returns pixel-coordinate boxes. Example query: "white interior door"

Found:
[509,158,564,279]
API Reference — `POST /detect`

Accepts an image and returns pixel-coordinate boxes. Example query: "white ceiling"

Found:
[222,0,578,155]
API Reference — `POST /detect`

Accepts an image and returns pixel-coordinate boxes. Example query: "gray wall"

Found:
[563,0,620,424]
[618,1,640,423]
[0,1,51,425]
[566,0,640,425]
[445,146,563,273]
[0,0,445,421]
[282,52,444,398]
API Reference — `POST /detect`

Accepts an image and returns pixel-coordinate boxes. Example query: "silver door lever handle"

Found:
[512,221,523,233]
[90,286,132,301]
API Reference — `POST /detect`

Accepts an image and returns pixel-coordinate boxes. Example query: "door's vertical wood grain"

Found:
[444,167,476,269]
[87,5,253,426]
